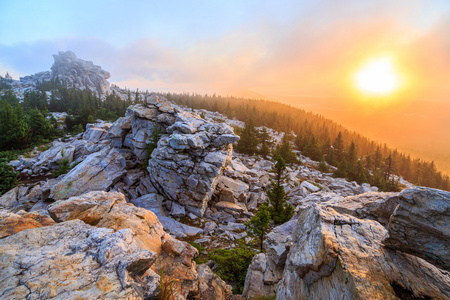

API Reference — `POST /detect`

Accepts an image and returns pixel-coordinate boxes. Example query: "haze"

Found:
[1,0,449,174]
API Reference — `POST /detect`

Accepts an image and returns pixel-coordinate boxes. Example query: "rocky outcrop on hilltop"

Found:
[20,51,111,94]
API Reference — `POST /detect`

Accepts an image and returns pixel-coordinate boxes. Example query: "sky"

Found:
[1,0,450,173]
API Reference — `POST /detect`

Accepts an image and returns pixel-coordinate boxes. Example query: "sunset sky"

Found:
[1,0,450,173]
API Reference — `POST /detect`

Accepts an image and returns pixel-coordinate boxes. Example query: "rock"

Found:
[197,264,233,300]
[242,253,272,299]
[105,116,132,147]
[21,51,111,94]
[218,176,249,199]
[48,191,169,254]
[300,180,320,193]
[48,190,126,224]
[131,194,203,238]
[243,218,296,298]
[50,146,126,200]
[276,204,450,300]
[215,201,247,213]
[32,141,76,172]
[203,221,217,234]
[0,186,20,210]
[0,209,55,239]
[298,191,400,226]
[384,187,450,271]
[82,123,109,142]
[0,220,159,299]
[154,239,199,298]
[170,201,186,217]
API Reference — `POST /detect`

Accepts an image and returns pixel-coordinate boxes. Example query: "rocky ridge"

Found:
[1,90,448,299]
[19,51,111,94]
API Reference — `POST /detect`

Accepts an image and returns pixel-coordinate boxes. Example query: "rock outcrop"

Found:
[384,187,450,272]
[274,200,450,299]
[20,51,111,94]
[0,220,160,299]
[110,94,239,216]
[50,146,127,200]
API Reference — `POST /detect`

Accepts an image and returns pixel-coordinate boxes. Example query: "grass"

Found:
[156,269,178,300]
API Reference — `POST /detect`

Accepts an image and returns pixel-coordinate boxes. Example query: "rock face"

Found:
[48,191,169,254]
[50,146,126,200]
[384,187,450,272]
[21,51,111,94]
[275,203,450,300]
[110,94,239,217]
[0,220,160,299]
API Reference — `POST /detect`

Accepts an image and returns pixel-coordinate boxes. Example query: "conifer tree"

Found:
[274,133,298,164]
[245,203,271,252]
[236,118,258,155]
[267,156,295,224]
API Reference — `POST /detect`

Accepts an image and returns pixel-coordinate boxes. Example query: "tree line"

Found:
[162,92,450,191]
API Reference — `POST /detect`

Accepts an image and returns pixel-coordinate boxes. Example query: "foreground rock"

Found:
[384,187,450,272]
[45,191,229,299]
[276,203,450,299]
[0,209,55,239]
[0,220,159,299]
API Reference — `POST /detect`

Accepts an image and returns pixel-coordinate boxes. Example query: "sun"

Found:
[354,57,400,95]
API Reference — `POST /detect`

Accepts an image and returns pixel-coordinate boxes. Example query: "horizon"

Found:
[1,0,450,174]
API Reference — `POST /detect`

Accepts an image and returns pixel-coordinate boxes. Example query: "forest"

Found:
[162,92,450,191]
[0,75,449,193]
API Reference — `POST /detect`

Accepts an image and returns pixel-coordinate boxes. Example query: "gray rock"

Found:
[170,202,186,217]
[22,51,111,94]
[384,187,450,271]
[300,180,320,193]
[276,203,450,300]
[50,146,126,200]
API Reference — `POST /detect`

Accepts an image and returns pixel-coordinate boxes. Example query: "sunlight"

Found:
[354,57,400,95]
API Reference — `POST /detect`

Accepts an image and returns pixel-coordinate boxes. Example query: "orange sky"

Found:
[2,0,450,173]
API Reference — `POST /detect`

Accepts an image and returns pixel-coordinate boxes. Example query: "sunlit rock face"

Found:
[0,219,160,299]
[276,199,450,300]
[20,51,111,94]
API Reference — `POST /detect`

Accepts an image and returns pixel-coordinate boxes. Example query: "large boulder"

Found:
[276,203,450,300]
[0,220,160,299]
[48,191,169,254]
[384,187,450,271]
[149,128,238,216]
[50,146,126,200]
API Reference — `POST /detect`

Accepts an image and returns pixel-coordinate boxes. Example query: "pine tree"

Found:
[274,133,299,164]
[236,118,258,155]
[333,131,345,162]
[245,203,271,252]
[267,156,295,224]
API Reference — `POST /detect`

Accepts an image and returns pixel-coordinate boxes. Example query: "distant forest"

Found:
[0,74,448,191]
[162,92,450,191]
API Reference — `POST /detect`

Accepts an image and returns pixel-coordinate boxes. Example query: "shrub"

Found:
[0,160,17,195]
[52,158,71,177]
[208,244,256,294]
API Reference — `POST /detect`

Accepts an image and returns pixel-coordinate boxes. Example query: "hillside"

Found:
[0,52,449,299]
